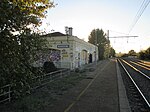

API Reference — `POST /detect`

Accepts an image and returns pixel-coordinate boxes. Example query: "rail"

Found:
[121,59,150,79]
[140,60,150,65]
[118,59,150,108]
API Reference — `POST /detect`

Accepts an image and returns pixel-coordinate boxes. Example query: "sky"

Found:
[40,0,150,53]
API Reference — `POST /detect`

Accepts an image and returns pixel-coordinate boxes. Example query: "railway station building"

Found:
[34,29,98,70]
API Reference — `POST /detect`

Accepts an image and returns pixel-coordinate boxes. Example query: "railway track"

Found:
[118,58,150,112]
[125,59,150,76]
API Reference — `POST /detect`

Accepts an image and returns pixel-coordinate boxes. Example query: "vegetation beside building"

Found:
[0,0,53,97]
[88,29,115,60]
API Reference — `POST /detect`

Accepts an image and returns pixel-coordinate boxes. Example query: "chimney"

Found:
[65,26,73,36]
[68,27,73,36]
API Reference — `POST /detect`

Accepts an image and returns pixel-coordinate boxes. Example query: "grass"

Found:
[0,71,86,112]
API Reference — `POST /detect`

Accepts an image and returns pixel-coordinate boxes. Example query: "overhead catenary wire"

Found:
[109,30,129,36]
[128,0,150,34]
[109,36,138,38]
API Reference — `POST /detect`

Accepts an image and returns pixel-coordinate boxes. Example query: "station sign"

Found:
[57,45,69,48]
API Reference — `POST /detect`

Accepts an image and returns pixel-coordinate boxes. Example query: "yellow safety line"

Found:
[130,61,150,71]
[64,61,110,112]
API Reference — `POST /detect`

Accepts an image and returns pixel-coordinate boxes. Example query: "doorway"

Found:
[89,54,92,63]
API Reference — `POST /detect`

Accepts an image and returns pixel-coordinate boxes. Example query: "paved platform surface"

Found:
[48,59,130,112]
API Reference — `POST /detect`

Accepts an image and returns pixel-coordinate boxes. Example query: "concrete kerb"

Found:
[116,60,131,112]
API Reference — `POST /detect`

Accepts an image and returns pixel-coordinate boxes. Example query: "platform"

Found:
[47,59,131,112]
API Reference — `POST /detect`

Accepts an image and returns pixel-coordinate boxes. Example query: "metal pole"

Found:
[107,30,110,58]
[107,30,109,40]
[95,30,97,66]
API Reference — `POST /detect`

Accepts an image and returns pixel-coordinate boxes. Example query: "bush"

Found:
[43,62,57,73]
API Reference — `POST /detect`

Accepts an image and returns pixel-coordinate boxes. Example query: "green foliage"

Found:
[12,0,54,18]
[88,29,115,60]
[110,47,116,57]
[43,61,57,73]
[0,0,53,97]
[0,72,86,112]
[116,52,128,57]
[128,50,136,56]
[138,47,150,60]
[121,53,128,57]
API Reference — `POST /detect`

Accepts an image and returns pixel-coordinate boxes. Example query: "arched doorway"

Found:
[89,54,92,63]
[81,50,88,64]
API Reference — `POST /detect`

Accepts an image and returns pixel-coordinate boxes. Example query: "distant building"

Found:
[35,30,98,69]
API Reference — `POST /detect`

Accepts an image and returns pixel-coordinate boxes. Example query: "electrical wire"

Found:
[128,0,150,34]
[109,30,129,35]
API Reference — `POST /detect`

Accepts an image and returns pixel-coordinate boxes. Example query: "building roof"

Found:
[43,32,66,37]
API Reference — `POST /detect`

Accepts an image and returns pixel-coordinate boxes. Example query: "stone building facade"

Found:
[42,32,98,69]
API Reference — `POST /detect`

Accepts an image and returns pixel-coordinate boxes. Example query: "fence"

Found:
[0,68,70,104]
[0,84,12,103]
[31,68,70,90]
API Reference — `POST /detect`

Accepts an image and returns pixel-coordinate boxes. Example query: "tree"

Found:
[88,29,114,60]
[0,0,54,97]
[138,50,145,60]
[110,47,116,57]
[128,50,136,56]
[138,47,150,60]
[145,47,150,59]
[104,43,110,58]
